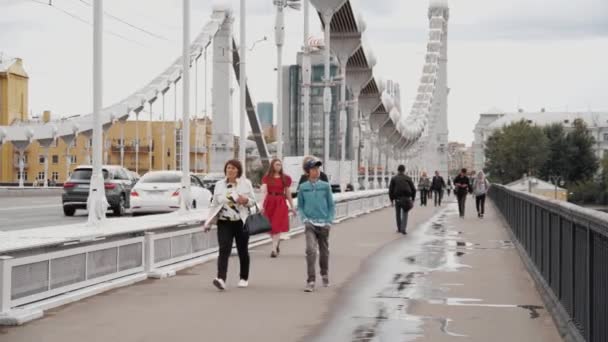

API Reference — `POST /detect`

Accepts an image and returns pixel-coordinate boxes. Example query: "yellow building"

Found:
[506,176,568,202]
[0,56,213,183]
[103,118,212,176]
[0,117,212,184]
[0,57,29,183]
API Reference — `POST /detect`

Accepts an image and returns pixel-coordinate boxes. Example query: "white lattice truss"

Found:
[0,2,448,172]
[0,8,231,149]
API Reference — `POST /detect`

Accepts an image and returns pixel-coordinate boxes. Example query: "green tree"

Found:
[563,119,598,183]
[601,156,608,186]
[484,120,550,184]
[539,124,570,180]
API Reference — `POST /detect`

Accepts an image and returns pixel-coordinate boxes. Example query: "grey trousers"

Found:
[305,223,330,283]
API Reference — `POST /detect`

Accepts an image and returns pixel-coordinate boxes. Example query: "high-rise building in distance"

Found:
[257,102,273,129]
[281,51,353,160]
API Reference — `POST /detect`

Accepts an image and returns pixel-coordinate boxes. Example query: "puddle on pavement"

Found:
[309,204,543,342]
[518,305,544,319]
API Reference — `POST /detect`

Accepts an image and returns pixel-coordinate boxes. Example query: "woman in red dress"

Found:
[262,158,295,258]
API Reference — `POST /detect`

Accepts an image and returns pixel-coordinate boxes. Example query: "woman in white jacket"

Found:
[204,159,256,290]
[472,171,490,218]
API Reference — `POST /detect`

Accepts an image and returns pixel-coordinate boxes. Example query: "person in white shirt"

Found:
[204,159,256,291]
[472,170,490,218]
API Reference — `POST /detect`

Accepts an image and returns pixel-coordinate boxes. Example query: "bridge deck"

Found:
[0,198,561,341]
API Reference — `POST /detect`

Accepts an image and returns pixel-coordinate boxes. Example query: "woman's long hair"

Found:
[266,158,287,188]
[476,170,486,181]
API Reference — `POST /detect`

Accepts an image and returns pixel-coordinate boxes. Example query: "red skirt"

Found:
[263,194,290,235]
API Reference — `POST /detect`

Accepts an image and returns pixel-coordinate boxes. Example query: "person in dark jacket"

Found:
[418,172,431,206]
[389,165,417,235]
[453,168,471,218]
[431,171,446,207]
[446,178,453,197]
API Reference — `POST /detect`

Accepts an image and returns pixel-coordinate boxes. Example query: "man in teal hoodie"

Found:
[298,159,335,292]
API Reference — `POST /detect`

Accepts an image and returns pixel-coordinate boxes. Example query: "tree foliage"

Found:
[484,120,550,184]
[563,119,598,183]
[539,124,570,180]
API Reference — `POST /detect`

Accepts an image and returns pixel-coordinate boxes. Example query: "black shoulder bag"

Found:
[244,203,272,236]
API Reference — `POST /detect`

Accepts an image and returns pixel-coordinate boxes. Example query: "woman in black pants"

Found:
[453,168,471,218]
[205,159,256,291]
[472,170,490,218]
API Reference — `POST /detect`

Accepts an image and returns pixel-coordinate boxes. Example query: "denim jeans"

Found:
[394,199,411,234]
[305,223,330,283]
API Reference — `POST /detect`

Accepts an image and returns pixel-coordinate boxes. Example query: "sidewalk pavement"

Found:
[0,201,438,342]
[307,195,562,342]
[0,195,562,342]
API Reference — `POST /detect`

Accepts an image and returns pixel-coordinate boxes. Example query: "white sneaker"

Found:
[238,279,249,288]
[304,282,315,292]
[322,276,330,288]
[213,278,226,291]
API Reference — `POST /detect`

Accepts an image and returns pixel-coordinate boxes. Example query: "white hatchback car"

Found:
[130,171,212,215]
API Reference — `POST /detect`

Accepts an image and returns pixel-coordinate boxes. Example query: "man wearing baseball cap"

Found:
[297,158,335,292]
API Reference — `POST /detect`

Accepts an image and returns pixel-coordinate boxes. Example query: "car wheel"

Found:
[63,206,76,217]
[113,195,126,217]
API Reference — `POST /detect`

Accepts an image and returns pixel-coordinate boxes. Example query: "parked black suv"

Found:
[62,165,135,217]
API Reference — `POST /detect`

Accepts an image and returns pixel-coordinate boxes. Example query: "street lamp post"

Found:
[180,0,192,211]
[135,109,140,174]
[240,0,247,175]
[273,0,301,160]
[87,0,107,225]
[302,0,311,156]
[549,175,564,200]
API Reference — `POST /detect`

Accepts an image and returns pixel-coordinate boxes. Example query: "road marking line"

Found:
[0,204,62,211]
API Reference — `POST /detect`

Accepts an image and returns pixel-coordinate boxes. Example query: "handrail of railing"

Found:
[0,189,390,324]
[489,184,607,342]
[0,189,388,256]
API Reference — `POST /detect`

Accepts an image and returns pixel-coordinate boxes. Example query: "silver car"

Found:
[62,165,135,217]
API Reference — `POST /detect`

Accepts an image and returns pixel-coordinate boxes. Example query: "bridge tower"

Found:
[210,8,235,173]
[421,0,449,177]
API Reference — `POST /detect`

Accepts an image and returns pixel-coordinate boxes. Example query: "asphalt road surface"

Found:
[0,190,261,231]
[0,195,126,231]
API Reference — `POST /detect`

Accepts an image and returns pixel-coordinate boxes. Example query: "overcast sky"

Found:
[1,0,607,145]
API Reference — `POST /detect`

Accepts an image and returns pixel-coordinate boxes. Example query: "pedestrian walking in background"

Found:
[261,158,295,258]
[204,160,256,291]
[472,170,490,218]
[389,165,417,235]
[453,168,471,218]
[418,172,431,206]
[446,178,453,197]
[298,159,335,293]
[431,171,446,207]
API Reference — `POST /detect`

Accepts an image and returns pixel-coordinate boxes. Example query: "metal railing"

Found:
[0,190,390,323]
[490,185,608,342]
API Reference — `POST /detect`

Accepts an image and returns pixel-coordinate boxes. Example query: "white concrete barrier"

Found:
[0,187,64,197]
[0,189,390,325]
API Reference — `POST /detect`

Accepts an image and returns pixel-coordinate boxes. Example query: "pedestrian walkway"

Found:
[309,198,562,342]
[0,197,561,342]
